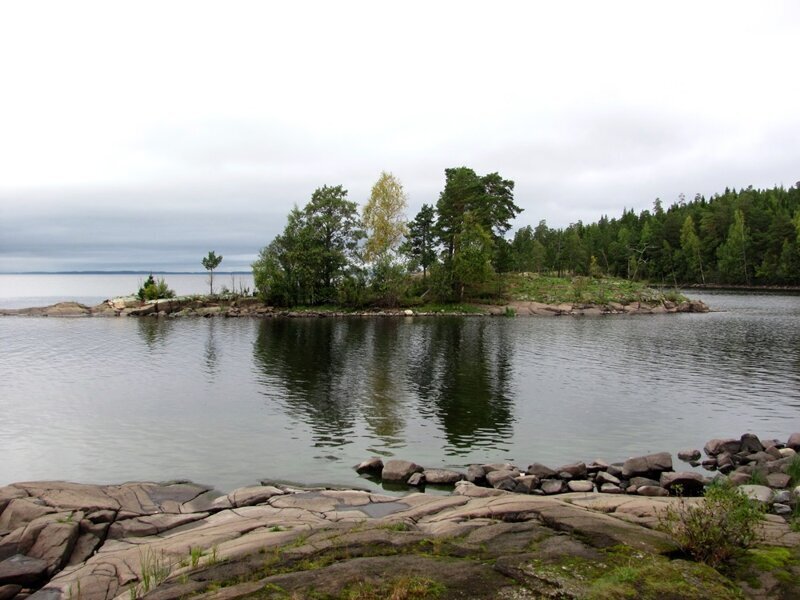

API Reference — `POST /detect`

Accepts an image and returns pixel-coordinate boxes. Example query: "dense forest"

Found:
[507,183,800,287]
[252,170,800,307]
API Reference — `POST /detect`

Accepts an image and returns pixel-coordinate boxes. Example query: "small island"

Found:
[0,273,709,318]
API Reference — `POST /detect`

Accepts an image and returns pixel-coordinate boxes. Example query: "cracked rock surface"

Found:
[0,480,797,599]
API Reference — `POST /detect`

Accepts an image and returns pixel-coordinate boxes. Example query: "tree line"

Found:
[253,172,800,307]
[504,184,800,286]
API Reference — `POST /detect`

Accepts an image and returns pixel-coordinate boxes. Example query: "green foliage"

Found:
[201,250,223,295]
[138,547,170,593]
[503,184,800,286]
[451,213,495,301]
[435,166,520,268]
[401,204,438,280]
[137,274,175,301]
[716,209,751,284]
[368,256,409,307]
[189,546,203,568]
[786,454,800,486]
[658,480,765,566]
[252,186,365,306]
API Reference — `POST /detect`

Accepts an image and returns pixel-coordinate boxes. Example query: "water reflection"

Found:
[252,317,515,455]
[360,320,406,446]
[204,319,219,377]
[253,319,360,447]
[136,317,173,350]
[406,318,514,452]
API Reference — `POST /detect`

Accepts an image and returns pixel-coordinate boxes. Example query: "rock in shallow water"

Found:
[621,452,673,478]
[677,449,701,462]
[381,460,422,483]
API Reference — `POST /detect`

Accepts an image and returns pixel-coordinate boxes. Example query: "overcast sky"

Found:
[1,1,798,272]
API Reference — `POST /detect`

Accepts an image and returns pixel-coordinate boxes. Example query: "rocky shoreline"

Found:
[0,296,710,319]
[355,432,800,514]
[1,432,798,600]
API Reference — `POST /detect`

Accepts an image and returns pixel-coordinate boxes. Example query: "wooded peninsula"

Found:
[251,168,800,309]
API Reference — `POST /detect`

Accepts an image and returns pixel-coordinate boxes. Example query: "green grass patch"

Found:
[340,575,445,599]
[787,454,800,487]
[503,273,684,305]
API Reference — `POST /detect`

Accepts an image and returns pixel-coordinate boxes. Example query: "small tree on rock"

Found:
[202,251,223,295]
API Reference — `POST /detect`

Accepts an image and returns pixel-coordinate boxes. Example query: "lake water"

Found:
[1,277,799,493]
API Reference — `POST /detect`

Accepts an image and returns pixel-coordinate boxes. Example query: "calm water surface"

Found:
[1,286,798,492]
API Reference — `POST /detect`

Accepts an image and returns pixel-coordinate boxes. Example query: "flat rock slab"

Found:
[0,554,48,586]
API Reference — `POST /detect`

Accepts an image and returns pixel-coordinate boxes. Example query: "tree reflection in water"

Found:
[252,317,514,454]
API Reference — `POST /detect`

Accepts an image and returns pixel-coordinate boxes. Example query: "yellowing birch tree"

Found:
[362,172,408,262]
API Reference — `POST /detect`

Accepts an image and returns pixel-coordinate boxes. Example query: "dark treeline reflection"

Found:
[405,318,514,452]
[136,317,173,350]
[251,317,515,453]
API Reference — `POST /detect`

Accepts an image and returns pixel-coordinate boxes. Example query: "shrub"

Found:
[658,480,765,567]
[788,454,800,487]
[137,274,176,301]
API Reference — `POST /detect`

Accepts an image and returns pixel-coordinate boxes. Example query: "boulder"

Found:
[637,486,669,497]
[738,485,773,504]
[742,451,773,464]
[354,457,383,476]
[526,463,556,479]
[381,460,422,483]
[407,473,425,487]
[772,490,792,504]
[740,433,764,454]
[716,453,735,473]
[555,462,587,480]
[567,481,594,493]
[659,472,705,495]
[422,469,464,485]
[607,464,624,478]
[0,555,48,586]
[513,476,540,494]
[766,473,791,489]
[728,472,751,486]
[466,465,486,486]
[621,452,673,478]
[677,449,701,462]
[110,296,140,310]
[486,470,518,489]
[763,457,791,475]
[600,483,622,494]
[794,485,800,499]
[482,463,515,473]
[586,460,609,473]
[773,503,791,515]
[766,446,784,460]
[701,458,717,470]
[595,471,621,487]
[540,480,566,495]
[787,432,800,450]
[778,448,796,458]
[628,477,660,489]
[704,438,741,457]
